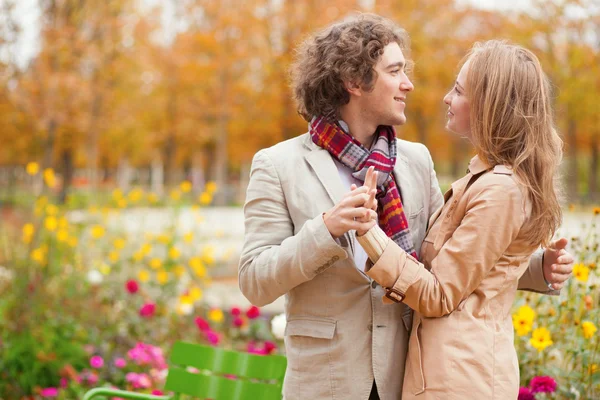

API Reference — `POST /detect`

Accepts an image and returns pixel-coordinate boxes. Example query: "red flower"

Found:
[125,280,139,294]
[264,341,277,354]
[518,387,535,400]
[195,317,210,331]
[246,306,260,319]
[530,376,557,394]
[139,303,155,318]
[205,330,220,345]
[233,317,244,327]
[231,307,241,316]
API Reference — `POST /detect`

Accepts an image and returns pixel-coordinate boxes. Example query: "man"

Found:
[239,13,573,400]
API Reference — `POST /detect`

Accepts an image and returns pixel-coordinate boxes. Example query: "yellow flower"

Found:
[202,246,215,265]
[22,223,35,243]
[45,204,59,216]
[582,321,598,339]
[189,286,203,301]
[26,162,39,175]
[30,247,46,264]
[99,263,111,275]
[108,251,120,263]
[180,181,192,193]
[148,193,159,204]
[133,250,144,262]
[180,294,194,305]
[574,263,590,282]
[530,327,553,352]
[88,205,98,214]
[512,314,533,336]
[127,188,143,203]
[512,305,535,336]
[208,309,224,323]
[205,181,217,194]
[199,192,212,205]
[141,243,152,256]
[43,168,56,187]
[138,269,150,283]
[112,189,123,200]
[58,217,68,229]
[157,234,170,245]
[117,198,127,208]
[189,257,206,277]
[589,364,599,374]
[68,236,78,247]
[173,265,186,277]
[56,230,69,242]
[91,225,106,239]
[156,270,169,285]
[168,246,180,260]
[594,207,600,216]
[113,238,126,250]
[149,258,162,270]
[170,189,181,201]
[44,216,58,232]
[183,232,194,243]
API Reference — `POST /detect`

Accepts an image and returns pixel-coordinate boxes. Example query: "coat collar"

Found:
[467,155,491,175]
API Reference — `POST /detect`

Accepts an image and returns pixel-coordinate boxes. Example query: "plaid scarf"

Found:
[310,116,418,259]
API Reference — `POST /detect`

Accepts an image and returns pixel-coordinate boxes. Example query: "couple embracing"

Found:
[239,13,573,400]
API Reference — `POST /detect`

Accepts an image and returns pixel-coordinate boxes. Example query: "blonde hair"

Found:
[465,40,563,248]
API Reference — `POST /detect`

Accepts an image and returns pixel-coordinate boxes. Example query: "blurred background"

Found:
[0,0,598,205]
[1,0,600,398]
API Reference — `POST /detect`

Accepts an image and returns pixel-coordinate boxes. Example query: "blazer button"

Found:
[371,281,378,289]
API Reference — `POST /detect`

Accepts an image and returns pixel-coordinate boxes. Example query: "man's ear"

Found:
[344,80,362,97]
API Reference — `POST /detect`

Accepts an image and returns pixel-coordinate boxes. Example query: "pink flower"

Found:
[518,387,535,400]
[530,376,557,394]
[233,317,244,327]
[60,378,68,388]
[246,305,260,319]
[247,342,267,355]
[114,357,127,368]
[139,303,156,318]
[125,372,139,383]
[231,307,241,316]
[127,342,167,370]
[126,279,139,294]
[195,317,210,331]
[90,355,104,369]
[264,341,277,354]
[40,387,59,397]
[205,330,220,345]
[86,372,99,385]
[151,390,164,395]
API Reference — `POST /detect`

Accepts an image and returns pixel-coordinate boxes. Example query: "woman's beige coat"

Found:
[359,155,539,400]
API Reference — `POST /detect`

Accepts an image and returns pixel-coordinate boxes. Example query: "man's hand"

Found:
[542,237,574,290]
[323,184,377,239]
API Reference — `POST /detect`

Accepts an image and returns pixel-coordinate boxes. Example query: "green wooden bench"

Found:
[82,341,287,400]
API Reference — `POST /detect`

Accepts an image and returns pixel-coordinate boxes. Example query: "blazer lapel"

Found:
[304,139,347,207]
[392,151,415,219]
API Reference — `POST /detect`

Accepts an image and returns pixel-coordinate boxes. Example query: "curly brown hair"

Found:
[291,13,410,122]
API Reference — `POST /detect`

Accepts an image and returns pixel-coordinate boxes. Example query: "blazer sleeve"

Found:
[362,178,527,317]
[238,150,348,306]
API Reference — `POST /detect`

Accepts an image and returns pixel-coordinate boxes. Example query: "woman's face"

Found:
[443,60,471,139]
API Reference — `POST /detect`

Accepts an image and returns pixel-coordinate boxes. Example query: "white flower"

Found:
[271,313,286,340]
[178,303,193,316]
[87,269,103,285]
[570,386,581,400]
[547,348,563,368]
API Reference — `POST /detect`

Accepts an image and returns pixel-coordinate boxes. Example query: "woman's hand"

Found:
[351,166,378,236]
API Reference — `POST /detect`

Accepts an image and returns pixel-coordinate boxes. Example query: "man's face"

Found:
[358,42,414,127]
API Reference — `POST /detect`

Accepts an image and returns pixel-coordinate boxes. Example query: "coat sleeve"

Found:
[238,150,348,306]
[362,178,527,317]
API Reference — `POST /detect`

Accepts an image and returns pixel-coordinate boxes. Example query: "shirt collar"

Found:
[467,155,491,175]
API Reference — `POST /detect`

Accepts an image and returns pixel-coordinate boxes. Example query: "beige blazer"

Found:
[360,155,550,399]
[239,134,549,400]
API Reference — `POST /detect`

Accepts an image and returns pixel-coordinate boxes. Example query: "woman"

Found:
[356,40,563,399]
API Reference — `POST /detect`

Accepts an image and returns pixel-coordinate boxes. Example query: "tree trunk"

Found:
[58,149,73,204]
[589,131,599,203]
[566,118,578,203]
